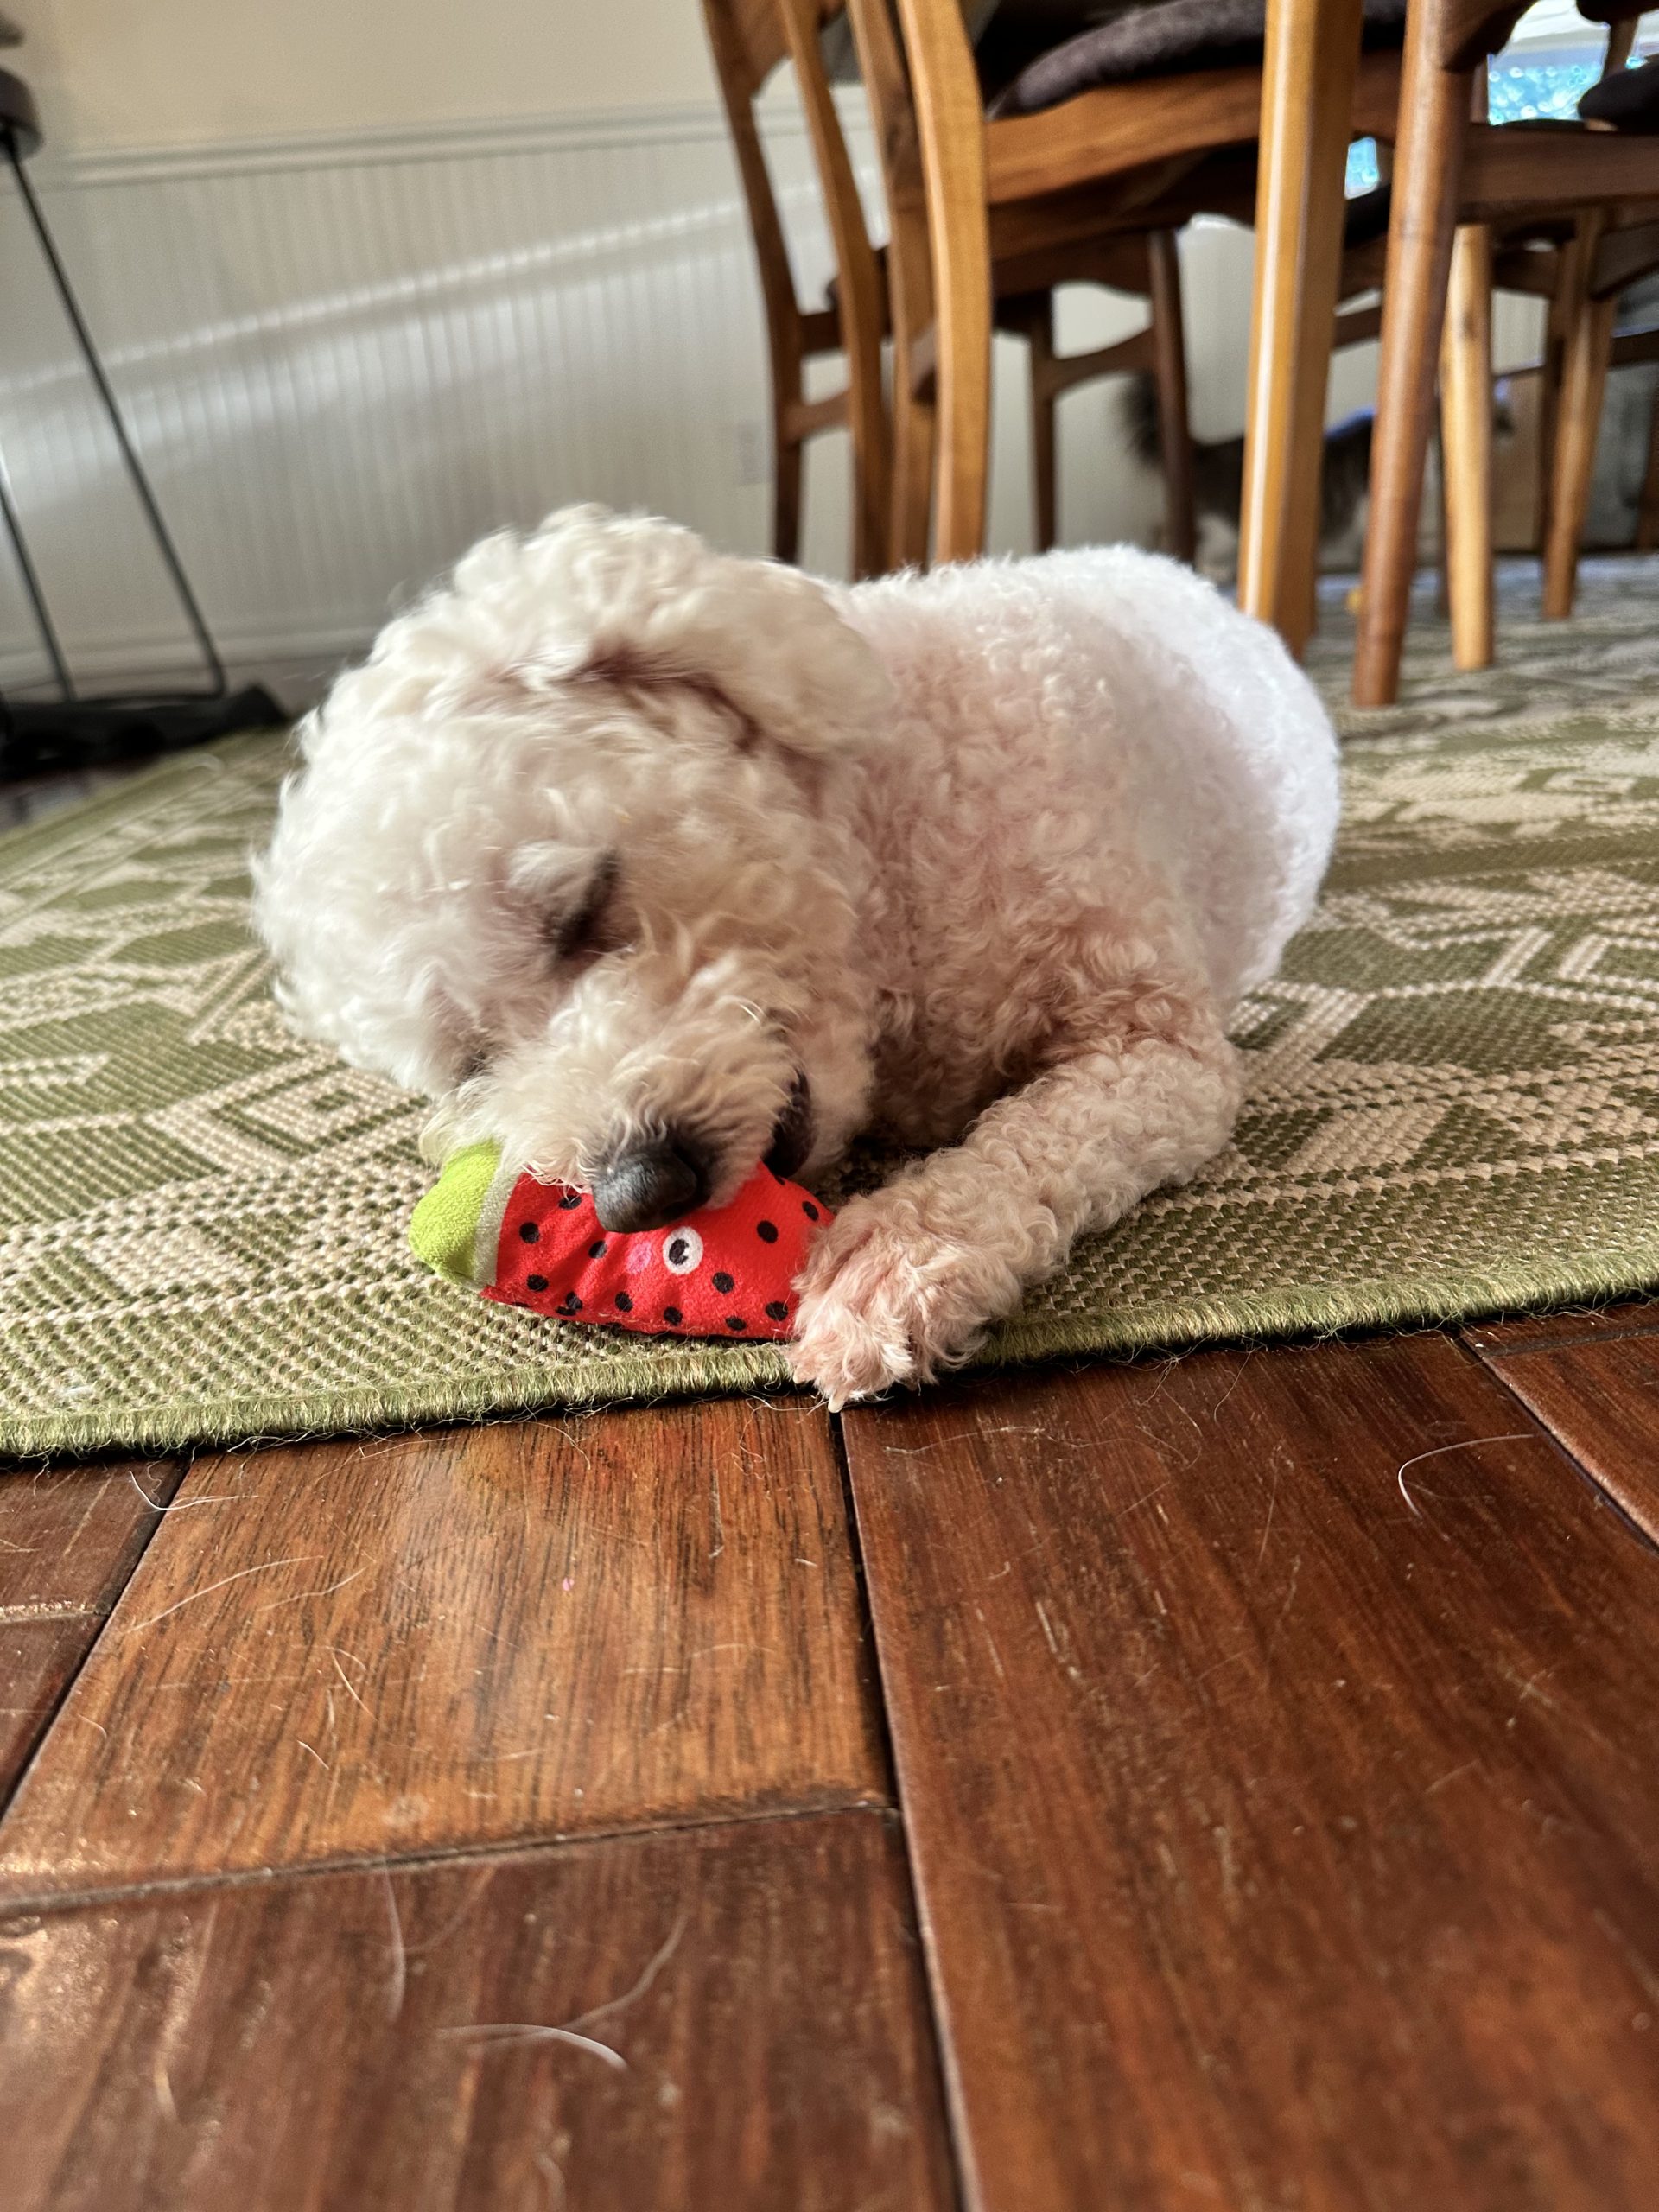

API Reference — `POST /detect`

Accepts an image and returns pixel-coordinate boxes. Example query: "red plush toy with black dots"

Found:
[410,1145,830,1340]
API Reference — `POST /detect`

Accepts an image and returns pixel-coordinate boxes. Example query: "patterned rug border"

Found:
[7,1242,1657,1463]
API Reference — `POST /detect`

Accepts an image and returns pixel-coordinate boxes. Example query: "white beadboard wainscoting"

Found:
[0,90,1548,703]
[0,90,1218,701]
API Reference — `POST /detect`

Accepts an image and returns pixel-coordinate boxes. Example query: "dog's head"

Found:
[253,505,893,1228]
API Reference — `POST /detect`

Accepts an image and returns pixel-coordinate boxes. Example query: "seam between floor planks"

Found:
[1466,1314,1659,1361]
[0,1789,900,1923]
[0,1459,188,1816]
[826,1402,979,2212]
[1465,1354,1659,1555]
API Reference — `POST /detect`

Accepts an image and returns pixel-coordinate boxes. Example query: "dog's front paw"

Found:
[788,1193,992,1410]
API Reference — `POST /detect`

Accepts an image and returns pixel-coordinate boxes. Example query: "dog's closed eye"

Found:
[547,852,625,964]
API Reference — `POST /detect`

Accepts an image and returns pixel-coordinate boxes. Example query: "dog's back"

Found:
[845,548,1338,1015]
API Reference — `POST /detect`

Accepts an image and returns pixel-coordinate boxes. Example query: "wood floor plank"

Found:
[1465,1298,1659,1357]
[845,1338,1659,2212]
[1470,1325,1659,1545]
[1,1622,99,1800]
[0,1459,182,1612]
[0,1461,183,1805]
[2,1807,957,2212]
[0,1402,886,1902]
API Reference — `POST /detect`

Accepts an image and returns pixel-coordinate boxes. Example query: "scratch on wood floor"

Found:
[1395,1433,1533,1516]
[440,2022,629,2069]
[129,1471,240,1513]
[382,1867,407,2022]
[122,1554,324,1634]
[1592,1907,1659,2007]
[881,1423,1056,1458]
[251,1566,368,1614]
[150,2047,178,2124]
[566,1913,689,2035]
[327,1649,372,1713]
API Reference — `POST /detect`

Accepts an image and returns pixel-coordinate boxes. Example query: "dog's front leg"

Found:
[790,1004,1241,1409]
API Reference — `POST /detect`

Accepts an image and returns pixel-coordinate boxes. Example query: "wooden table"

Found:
[1238,0,1367,658]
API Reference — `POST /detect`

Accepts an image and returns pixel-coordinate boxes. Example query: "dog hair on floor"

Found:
[254,505,1338,1407]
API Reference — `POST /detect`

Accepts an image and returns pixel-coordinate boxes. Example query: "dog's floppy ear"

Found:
[458,505,894,757]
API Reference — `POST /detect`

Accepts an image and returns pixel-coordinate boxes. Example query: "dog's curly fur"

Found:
[253,505,1338,1407]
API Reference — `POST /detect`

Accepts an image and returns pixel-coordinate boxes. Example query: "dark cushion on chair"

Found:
[1580,52,1659,131]
[988,0,1408,119]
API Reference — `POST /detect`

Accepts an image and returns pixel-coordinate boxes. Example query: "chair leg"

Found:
[1352,28,1472,707]
[882,185,937,569]
[772,417,804,566]
[1536,237,1578,556]
[897,0,993,563]
[1237,0,1363,658]
[1147,231,1196,565]
[1025,296,1059,555]
[1440,222,1495,671]
[1636,375,1659,552]
[1542,213,1615,620]
[890,364,936,570]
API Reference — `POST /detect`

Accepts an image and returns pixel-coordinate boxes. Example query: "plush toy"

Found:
[410,1142,831,1340]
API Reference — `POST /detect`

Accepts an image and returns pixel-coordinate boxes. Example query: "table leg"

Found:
[1237,0,1364,658]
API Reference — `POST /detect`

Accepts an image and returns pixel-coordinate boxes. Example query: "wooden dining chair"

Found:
[872,0,1407,566]
[1353,0,1659,705]
[1541,220,1659,611]
[702,0,891,577]
[848,0,1218,566]
[1429,20,1659,666]
[707,0,1210,576]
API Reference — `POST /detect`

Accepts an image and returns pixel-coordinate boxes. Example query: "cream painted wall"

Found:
[6,0,719,152]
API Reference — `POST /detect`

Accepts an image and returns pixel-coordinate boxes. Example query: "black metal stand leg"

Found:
[0,431,73,696]
[4,130,226,696]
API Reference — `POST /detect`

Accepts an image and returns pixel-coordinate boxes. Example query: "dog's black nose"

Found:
[591,1138,711,1233]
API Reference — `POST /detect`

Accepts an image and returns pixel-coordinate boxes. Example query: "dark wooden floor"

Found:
[5,1300,1659,2210]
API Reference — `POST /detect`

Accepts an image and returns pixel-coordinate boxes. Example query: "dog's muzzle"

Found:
[591,1136,712,1234]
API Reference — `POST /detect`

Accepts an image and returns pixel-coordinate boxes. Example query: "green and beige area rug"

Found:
[4,562,1659,1457]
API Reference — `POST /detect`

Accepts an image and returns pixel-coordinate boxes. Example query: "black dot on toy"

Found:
[557,1293,582,1315]
[588,1239,607,1259]
[802,1200,820,1221]
[615,1291,632,1313]
[725,1316,747,1332]
[664,1305,683,1326]
[526,1274,549,1293]
[756,1220,779,1243]
[558,1192,582,1210]
[667,1236,690,1268]
[765,1300,790,1321]
[712,1270,734,1294]
[518,1221,540,1244]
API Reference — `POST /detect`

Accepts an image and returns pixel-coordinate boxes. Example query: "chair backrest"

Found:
[702,0,891,572]
[702,0,881,348]
[702,0,814,378]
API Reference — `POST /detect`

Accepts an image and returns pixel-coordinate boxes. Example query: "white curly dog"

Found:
[255,505,1338,1408]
